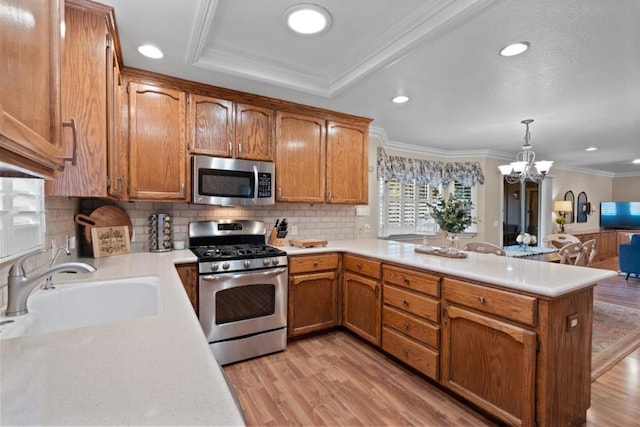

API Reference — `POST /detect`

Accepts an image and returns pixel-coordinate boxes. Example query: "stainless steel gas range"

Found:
[189,220,288,365]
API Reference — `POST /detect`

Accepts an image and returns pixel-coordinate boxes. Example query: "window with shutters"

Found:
[379,179,442,236]
[379,179,477,236]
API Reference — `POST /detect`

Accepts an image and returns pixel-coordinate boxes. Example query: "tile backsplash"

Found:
[1,197,361,308]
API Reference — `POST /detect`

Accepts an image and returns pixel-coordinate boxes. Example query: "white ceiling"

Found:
[99,0,640,177]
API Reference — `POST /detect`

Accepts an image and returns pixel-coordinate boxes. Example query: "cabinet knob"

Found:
[402,349,409,357]
[478,296,485,303]
[356,263,363,269]
[402,300,409,306]
[403,322,409,330]
[313,261,319,267]
[403,278,409,284]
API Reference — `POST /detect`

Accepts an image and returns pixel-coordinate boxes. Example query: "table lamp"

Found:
[553,200,573,232]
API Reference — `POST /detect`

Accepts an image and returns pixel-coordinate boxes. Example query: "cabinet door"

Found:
[188,94,233,157]
[326,121,368,204]
[106,33,126,199]
[128,82,187,200]
[0,0,64,177]
[288,271,338,337]
[275,112,326,203]
[234,103,273,161]
[442,304,536,426]
[175,263,198,315]
[343,271,381,345]
[46,5,108,197]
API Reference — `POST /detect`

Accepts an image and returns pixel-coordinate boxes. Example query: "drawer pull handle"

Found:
[403,278,409,284]
[403,322,409,330]
[478,296,485,303]
[356,263,363,269]
[313,261,319,267]
[402,300,409,306]
[403,349,409,356]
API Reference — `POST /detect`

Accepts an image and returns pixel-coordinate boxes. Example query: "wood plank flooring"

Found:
[224,258,640,426]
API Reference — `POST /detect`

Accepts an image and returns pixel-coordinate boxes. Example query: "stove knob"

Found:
[243,260,251,269]
[272,258,280,265]
[222,262,230,270]
[263,258,271,267]
[210,263,219,271]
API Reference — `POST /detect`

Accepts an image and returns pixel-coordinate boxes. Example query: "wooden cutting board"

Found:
[75,205,133,243]
[91,225,131,258]
[290,239,328,248]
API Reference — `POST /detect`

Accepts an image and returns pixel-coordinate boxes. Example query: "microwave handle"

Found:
[253,165,258,203]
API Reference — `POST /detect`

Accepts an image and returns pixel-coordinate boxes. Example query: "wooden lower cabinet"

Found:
[175,263,198,315]
[575,230,616,261]
[442,304,536,426]
[342,255,381,345]
[381,264,442,381]
[288,254,340,337]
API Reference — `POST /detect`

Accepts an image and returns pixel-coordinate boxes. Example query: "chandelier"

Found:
[498,119,553,184]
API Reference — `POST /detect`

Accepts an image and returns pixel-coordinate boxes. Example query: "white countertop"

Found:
[283,239,618,297]
[0,239,617,425]
[1,250,245,427]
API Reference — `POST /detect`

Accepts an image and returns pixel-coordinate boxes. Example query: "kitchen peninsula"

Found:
[1,239,616,426]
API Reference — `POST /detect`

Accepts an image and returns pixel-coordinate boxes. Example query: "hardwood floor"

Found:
[224,258,640,426]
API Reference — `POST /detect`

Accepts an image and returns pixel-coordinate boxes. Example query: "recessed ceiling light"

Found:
[392,95,410,104]
[633,159,640,164]
[585,146,599,152]
[284,4,332,35]
[138,44,163,59]
[500,42,530,57]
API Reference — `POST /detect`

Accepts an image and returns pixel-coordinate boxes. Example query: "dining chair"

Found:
[543,233,581,249]
[574,239,597,267]
[558,242,582,264]
[463,241,506,256]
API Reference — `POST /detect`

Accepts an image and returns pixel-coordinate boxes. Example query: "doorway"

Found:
[502,180,540,246]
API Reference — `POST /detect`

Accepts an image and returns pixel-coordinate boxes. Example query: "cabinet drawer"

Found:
[443,278,537,326]
[289,253,339,274]
[343,254,381,279]
[383,265,441,297]
[383,326,439,381]
[384,285,440,323]
[383,305,439,349]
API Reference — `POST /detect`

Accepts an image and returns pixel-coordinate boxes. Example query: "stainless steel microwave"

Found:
[192,155,275,206]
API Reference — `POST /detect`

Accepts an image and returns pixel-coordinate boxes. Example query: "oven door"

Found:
[198,267,287,343]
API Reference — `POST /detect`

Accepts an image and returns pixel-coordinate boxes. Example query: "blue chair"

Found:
[619,234,640,280]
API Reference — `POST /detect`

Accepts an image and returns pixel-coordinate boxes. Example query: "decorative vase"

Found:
[447,233,459,255]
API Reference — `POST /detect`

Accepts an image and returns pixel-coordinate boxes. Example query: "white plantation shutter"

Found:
[379,179,444,236]
[451,182,477,233]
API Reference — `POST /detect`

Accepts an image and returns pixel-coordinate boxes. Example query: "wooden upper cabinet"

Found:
[234,103,274,161]
[47,2,119,197]
[128,82,188,201]
[275,112,326,203]
[0,0,64,177]
[326,121,368,204]
[188,94,233,157]
[106,32,126,199]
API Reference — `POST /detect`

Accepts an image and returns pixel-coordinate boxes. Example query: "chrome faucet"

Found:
[44,246,72,290]
[5,250,96,317]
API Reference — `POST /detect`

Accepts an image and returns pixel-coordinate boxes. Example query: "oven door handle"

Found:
[201,267,287,281]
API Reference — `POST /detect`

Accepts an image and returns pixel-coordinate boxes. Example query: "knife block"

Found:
[268,227,286,246]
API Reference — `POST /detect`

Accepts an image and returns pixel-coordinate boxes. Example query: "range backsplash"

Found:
[0,197,359,307]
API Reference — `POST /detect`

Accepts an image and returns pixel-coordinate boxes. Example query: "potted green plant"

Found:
[429,193,475,254]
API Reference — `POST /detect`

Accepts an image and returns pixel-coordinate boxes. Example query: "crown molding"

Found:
[185,0,220,65]
[186,0,495,97]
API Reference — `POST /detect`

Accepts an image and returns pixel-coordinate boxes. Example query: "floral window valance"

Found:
[377,147,484,186]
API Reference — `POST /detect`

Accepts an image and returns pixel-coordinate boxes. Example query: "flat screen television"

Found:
[599,201,640,229]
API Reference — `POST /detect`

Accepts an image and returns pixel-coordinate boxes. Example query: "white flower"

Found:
[523,234,531,244]
[516,233,537,246]
[516,234,523,243]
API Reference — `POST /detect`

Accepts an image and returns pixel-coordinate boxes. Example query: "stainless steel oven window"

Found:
[215,283,276,324]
